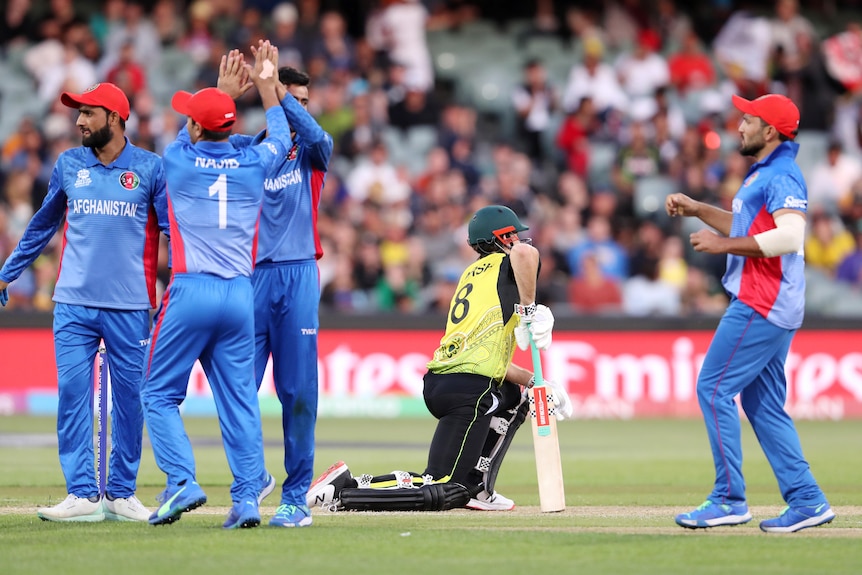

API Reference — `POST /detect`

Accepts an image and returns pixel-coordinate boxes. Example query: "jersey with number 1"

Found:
[426,253,521,381]
[163,106,292,278]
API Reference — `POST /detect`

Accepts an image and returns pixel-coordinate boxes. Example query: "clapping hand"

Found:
[217,49,252,100]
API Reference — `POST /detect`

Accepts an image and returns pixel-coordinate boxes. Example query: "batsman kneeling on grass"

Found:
[306,205,572,512]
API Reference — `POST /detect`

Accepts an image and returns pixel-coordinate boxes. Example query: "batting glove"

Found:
[546,379,573,420]
[514,303,554,351]
[0,287,7,307]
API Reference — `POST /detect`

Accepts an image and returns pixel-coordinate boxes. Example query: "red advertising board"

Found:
[1,328,861,418]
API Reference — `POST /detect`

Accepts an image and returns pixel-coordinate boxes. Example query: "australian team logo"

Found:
[287,143,298,161]
[118,171,140,190]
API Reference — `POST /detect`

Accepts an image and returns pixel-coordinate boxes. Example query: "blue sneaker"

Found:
[223,500,261,529]
[675,500,752,529]
[269,504,312,528]
[258,472,276,505]
[149,480,207,526]
[759,503,835,533]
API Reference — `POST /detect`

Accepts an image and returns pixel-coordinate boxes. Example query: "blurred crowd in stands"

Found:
[3,0,862,317]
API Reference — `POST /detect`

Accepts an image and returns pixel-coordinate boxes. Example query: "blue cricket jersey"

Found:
[0,138,169,310]
[723,141,807,330]
[164,106,292,278]
[229,93,333,262]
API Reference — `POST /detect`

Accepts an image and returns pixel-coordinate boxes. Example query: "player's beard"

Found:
[739,133,766,157]
[82,123,112,149]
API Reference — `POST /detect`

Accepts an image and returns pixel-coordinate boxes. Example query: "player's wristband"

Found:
[515,302,537,318]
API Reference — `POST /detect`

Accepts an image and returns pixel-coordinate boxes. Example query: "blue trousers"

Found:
[141,274,265,503]
[698,299,828,507]
[53,303,149,499]
[252,260,320,506]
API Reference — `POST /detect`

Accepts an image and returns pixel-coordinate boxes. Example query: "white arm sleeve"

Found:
[753,212,806,257]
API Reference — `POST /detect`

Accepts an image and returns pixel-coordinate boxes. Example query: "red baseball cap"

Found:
[61,83,130,120]
[171,88,236,132]
[732,93,800,139]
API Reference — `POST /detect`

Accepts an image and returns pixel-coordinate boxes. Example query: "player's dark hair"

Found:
[279,67,310,87]
[200,128,231,141]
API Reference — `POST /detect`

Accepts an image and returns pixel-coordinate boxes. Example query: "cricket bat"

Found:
[528,336,566,512]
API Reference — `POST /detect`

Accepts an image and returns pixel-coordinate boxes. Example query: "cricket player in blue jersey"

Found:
[668,94,834,533]
[0,83,168,522]
[217,50,333,527]
[141,42,293,529]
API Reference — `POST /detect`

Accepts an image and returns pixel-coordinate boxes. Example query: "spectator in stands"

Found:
[338,91,379,160]
[2,0,40,50]
[668,27,716,96]
[178,0,215,65]
[3,169,35,244]
[805,209,856,277]
[658,235,688,290]
[106,41,147,104]
[568,250,623,314]
[412,146,450,195]
[611,121,662,216]
[311,11,355,77]
[603,0,646,52]
[680,266,728,315]
[316,81,355,144]
[388,77,440,132]
[835,220,862,287]
[614,28,670,101]
[712,8,772,97]
[562,36,628,120]
[512,58,559,166]
[103,0,161,71]
[622,255,681,316]
[151,0,184,48]
[628,218,665,281]
[567,214,628,282]
[367,0,434,94]
[808,139,862,215]
[346,138,410,206]
[351,231,383,306]
[769,0,815,76]
[654,0,692,50]
[269,3,304,69]
[555,96,598,178]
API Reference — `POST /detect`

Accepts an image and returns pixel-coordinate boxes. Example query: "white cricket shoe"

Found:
[306,461,355,509]
[104,494,151,522]
[37,494,105,522]
[466,490,515,511]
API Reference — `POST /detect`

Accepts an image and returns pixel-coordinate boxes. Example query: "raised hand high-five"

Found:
[217,48,252,100]
[247,40,280,109]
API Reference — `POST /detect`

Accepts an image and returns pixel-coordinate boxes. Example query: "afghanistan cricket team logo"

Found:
[119,171,140,190]
[287,143,299,161]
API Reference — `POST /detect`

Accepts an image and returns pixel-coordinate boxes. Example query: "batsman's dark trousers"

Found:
[53,303,149,499]
[698,298,828,507]
[422,372,522,485]
[252,259,320,506]
[141,273,265,503]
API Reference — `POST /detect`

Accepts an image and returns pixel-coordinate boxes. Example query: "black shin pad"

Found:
[339,483,472,511]
[476,399,528,494]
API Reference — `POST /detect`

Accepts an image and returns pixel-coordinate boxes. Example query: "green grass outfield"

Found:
[1,416,860,574]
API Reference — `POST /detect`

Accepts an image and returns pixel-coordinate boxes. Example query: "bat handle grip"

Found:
[528,334,544,387]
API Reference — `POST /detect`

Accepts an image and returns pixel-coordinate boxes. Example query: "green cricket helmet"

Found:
[467,205,529,253]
